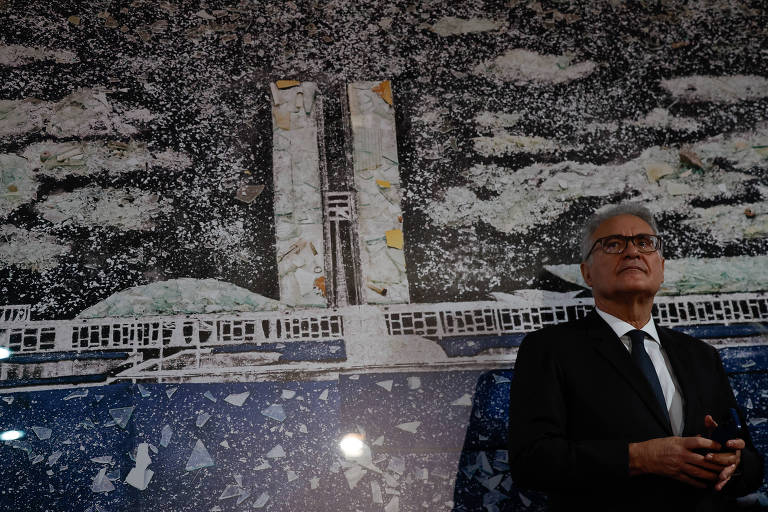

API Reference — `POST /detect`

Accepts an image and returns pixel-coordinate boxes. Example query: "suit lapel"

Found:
[658,327,698,435]
[584,310,673,435]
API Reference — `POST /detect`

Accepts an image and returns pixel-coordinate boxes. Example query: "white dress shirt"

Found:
[595,308,685,436]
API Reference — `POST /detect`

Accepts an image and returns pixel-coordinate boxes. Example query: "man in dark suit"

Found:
[508,203,764,511]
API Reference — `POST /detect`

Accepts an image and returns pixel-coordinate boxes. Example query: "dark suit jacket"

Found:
[508,309,764,511]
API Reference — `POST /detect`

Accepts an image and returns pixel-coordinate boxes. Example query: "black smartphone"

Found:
[709,408,743,449]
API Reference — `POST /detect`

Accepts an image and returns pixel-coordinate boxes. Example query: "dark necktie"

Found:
[627,329,670,425]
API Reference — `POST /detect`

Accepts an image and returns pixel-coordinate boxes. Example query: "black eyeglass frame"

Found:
[587,234,663,258]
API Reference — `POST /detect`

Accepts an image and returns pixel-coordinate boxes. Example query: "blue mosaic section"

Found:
[212,339,347,362]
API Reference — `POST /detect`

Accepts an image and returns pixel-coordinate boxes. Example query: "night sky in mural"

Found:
[0,1,766,318]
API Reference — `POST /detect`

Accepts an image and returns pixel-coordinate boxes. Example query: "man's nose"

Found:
[623,239,641,256]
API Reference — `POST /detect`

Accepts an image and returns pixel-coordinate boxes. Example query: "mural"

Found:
[1,1,767,510]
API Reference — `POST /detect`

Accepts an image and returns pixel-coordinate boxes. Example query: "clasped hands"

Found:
[628,415,743,491]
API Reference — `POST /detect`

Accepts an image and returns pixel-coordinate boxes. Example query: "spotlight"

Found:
[0,430,25,441]
[339,433,365,458]
[0,347,10,359]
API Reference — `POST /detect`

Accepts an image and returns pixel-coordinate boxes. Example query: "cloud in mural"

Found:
[36,185,174,230]
[428,17,507,37]
[0,153,38,216]
[474,49,596,85]
[426,126,768,238]
[546,255,768,296]
[0,224,70,271]
[77,278,281,318]
[20,141,191,178]
[0,44,79,67]
[660,75,768,103]
[630,107,701,132]
[0,88,154,138]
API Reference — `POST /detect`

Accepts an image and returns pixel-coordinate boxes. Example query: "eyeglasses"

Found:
[587,234,662,257]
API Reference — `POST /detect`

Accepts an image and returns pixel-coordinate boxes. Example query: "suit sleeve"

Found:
[711,348,765,497]
[508,331,630,491]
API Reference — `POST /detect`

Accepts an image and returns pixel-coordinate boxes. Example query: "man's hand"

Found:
[703,414,743,491]
[629,436,725,488]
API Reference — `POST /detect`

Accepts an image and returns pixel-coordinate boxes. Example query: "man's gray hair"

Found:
[580,203,661,261]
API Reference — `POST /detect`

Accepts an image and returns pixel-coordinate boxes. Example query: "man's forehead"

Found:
[592,214,654,238]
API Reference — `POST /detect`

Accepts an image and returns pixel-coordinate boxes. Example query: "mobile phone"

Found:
[709,408,743,449]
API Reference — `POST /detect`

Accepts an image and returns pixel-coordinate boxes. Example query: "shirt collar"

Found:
[594,307,660,344]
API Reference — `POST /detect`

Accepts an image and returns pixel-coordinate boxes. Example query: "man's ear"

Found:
[580,261,592,287]
[660,257,665,283]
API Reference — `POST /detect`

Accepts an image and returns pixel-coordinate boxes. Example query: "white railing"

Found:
[0,305,31,323]
[1,293,766,354]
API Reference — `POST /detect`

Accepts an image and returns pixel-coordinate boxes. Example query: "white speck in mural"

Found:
[108,406,134,430]
[224,391,250,407]
[185,439,214,471]
[90,456,112,464]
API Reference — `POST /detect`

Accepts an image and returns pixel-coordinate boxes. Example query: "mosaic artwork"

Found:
[1,0,767,510]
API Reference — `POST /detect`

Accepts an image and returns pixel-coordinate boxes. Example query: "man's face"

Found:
[580,214,665,302]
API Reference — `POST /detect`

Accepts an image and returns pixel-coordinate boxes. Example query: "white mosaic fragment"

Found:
[160,425,173,448]
[166,387,178,399]
[108,407,134,430]
[63,389,88,401]
[318,389,329,401]
[91,467,115,493]
[451,394,473,406]
[310,476,320,489]
[266,444,286,459]
[261,404,286,422]
[185,440,215,471]
[371,480,383,504]
[344,465,367,489]
[253,492,269,508]
[224,392,250,407]
[395,421,421,433]
[286,469,298,482]
[31,426,52,440]
[196,412,211,428]
[137,384,150,397]
[203,391,217,402]
[376,380,394,392]
[219,485,241,500]
[406,377,421,390]
[47,450,62,465]
[125,443,153,490]
[219,440,229,449]
[384,496,400,512]
[281,390,296,399]
[90,456,113,464]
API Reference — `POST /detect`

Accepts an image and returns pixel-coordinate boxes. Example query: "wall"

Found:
[1,0,767,510]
